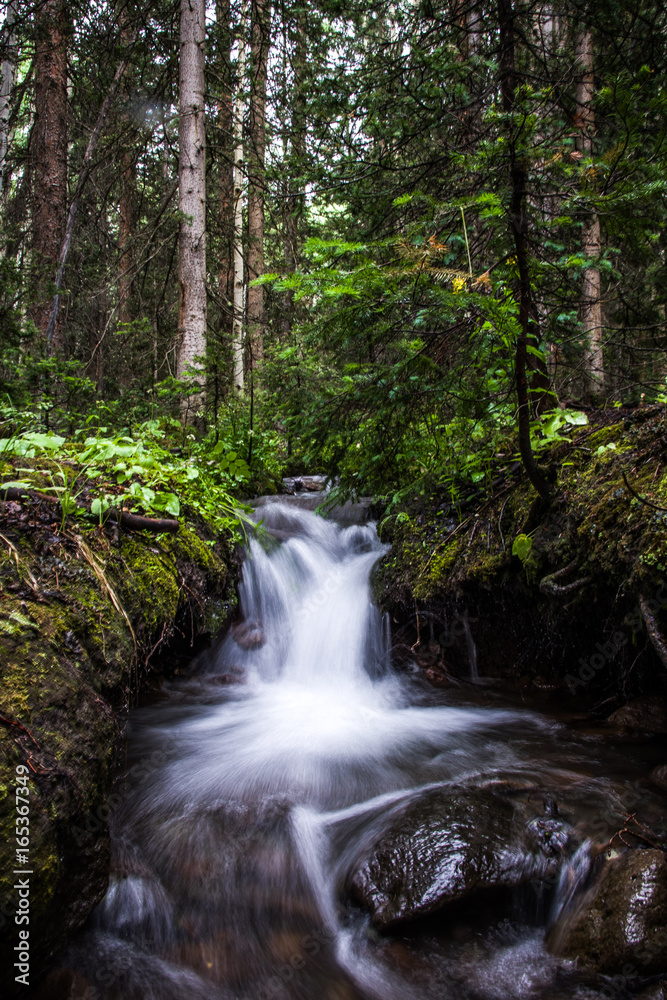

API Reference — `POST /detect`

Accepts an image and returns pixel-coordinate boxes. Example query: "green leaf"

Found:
[512,534,533,562]
[0,481,30,490]
[22,432,66,451]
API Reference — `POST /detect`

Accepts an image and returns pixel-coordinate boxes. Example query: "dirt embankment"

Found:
[0,503,236,996]
[375,408,667,710]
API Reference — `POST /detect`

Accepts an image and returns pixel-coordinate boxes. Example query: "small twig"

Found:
[0,531,39,592]
[145,622,168,668]
[498,494,510,553]
[0,713,41,748]
[411,599,422,651]
[607,813,663,855]
[622,472,667,513]
[486,519,491,550]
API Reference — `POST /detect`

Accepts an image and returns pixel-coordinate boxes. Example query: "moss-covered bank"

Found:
[375,408,667,705]
[0,503,236,996]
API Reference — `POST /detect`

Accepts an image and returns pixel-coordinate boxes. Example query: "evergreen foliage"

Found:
[0,0,666,507]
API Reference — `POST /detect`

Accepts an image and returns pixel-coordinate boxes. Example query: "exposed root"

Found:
[539,560,591,597]
[639,594,667,668]
[607,813,664,855]
[622,471,667,513]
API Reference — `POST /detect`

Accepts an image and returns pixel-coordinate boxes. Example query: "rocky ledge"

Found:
[0,510,236,997]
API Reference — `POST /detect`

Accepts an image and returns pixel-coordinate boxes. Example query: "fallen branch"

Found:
[639,594,667,668]
[105,508,179,534]
[0,486,179,534]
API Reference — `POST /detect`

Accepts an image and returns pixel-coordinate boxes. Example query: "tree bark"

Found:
[118,148,136,327]
[215,0,234,355]
[31,0,68,350]
[246,0,270,374]
[498,0,552,502]
[117,9,136,331]
[280,5,305,338]
[232,0,249,392]
[177,0,207,386]
[0,0,17,198]
[44,44,135,352]
[575,29,604,398]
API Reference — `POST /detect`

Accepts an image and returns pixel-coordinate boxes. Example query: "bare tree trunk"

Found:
[0,0,17,198]
[216,0,234,353]
[43,44,135,351]
[280,5,305,338]
[575,29,604,398]
[232,0,248,392]
[31,0,68,350]
[467,6,481,54]
[118,149,136,327]
[246,0,270,374]
[118,9,136,331]
[177,0,207,386]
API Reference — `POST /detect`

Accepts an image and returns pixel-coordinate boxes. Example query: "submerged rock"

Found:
[549,849,667,975]
[231,620,265,649]
[606,699,667,735]
[349,787,571,928]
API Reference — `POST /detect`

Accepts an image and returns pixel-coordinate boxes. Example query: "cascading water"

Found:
[55,504,663,1000]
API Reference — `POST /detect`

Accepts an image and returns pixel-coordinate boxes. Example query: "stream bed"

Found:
[45,504,667,1000]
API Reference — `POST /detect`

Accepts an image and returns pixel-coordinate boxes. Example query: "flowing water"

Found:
[58,504,666,1000]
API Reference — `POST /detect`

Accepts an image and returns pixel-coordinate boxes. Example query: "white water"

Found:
[58,505,648,1000]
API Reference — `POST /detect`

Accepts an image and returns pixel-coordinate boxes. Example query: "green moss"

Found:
[377,412,667,623]
[0,508,236,983]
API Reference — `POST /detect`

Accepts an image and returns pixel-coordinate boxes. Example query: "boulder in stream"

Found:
[349,786,571,928]
[606,698,667,735]
[548,848,667,975]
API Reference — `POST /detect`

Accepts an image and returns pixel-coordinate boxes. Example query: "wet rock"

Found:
[549,849,667,975]
[231,620,265,650]
[349,787,570,928]
[606,698,667,734]
[650,764,667,793]
[637,984,667,1000]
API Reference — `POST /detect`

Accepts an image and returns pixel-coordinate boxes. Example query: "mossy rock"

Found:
[0,514,236,996]
[375,413,667,692]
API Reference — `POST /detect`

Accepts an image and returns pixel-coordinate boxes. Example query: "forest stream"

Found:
[45,501,667,1000]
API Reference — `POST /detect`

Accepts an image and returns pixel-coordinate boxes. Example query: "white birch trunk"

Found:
[247,0,269,373]
[232,0,248,392]
[177,0,207,384]
[0,1,17,197]
[575,30,604,395]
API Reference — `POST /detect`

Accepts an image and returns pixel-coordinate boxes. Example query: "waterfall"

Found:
[56,504,637,1000]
